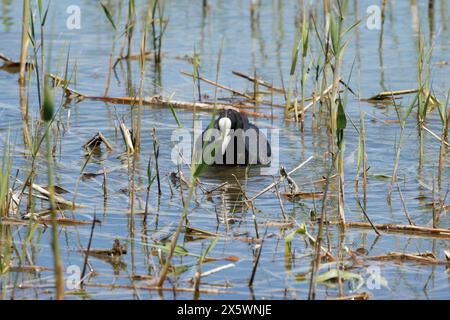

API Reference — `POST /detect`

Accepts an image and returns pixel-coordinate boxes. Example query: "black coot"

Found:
[197,109,271,166]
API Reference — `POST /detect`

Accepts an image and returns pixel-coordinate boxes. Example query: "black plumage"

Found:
[197,109,271,166]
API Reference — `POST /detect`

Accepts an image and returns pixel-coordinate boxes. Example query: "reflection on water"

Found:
[0,0,449,300]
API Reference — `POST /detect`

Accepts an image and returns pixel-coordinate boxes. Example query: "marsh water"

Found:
[0,0,449,300]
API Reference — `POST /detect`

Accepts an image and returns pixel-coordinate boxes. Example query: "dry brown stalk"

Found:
[333,292,370,300]
[83,132,114,151]
[367,89,419,101]
[366,252,449,265]
[422,125,450,147]
[119,121,135,154]
[344,221,450,239]
[49,75,274,119]
[232,70,285,93]
[282,191,324,199]
[0,216,95,227]
[250,156,315,201]
[290,83,334,118]
[84,282,229,295]
[181,70,253,99]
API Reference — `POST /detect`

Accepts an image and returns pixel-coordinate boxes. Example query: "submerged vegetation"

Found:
[0,0,449,300]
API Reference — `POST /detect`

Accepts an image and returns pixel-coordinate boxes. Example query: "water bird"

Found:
[198,109,271,166]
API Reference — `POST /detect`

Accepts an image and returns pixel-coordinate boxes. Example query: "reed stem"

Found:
[19,0,30,86]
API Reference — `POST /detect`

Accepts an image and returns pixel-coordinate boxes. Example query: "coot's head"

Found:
[216,109,248,155]
[217,109,248,129]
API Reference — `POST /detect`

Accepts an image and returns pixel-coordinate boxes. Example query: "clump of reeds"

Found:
[308,0,361,298]
[283,3,311,126]
[325,0,356,224]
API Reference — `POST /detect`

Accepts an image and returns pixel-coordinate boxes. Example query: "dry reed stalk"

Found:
[198,263,235,278]
[232,71,285,93]
[83,132,114,151]
[308,164,333,300]
[119,121,135,154]
[289,83,334,116]
[19,0,30,85]
[19,181,83,209]
[352,202,378,237]
[250,156,314,201]
[282,191,324,199]
[367,89,419,101]
[248,229,266,287]
[181,71,253,99]
[49,74,275,119]
[397,183,415,226]
[84,282,228,295]
[232,175,260,239]
[365,252,449,265]
[333,292,370,300]
[343,221,450,239]
[422,125,450,147]
[0,216,95,226]
[94,96,274,119]
[273,176,287,221]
